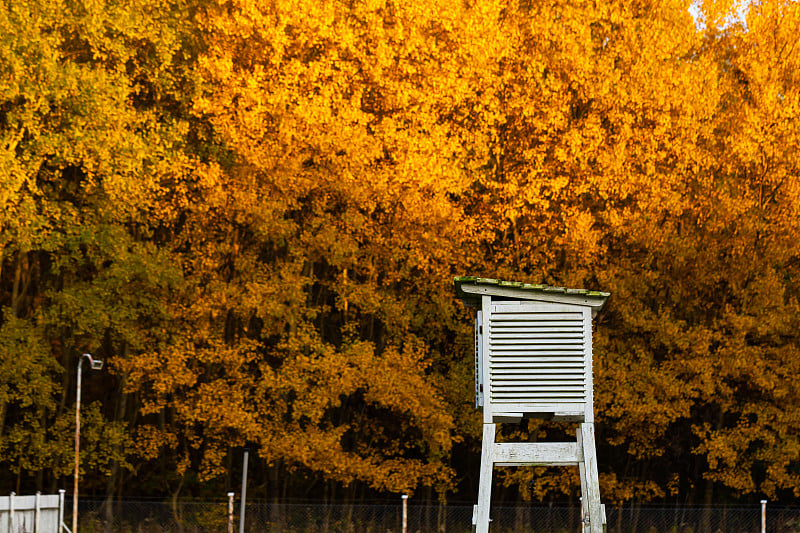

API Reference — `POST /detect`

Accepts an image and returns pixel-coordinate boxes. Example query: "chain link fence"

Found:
[72,500,800,533]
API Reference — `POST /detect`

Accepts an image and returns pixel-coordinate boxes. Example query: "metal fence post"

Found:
[35,491,41,533]
[761,500,766,533]
[228,492,235,533]
[9,492,15,533]
[402,494,408,533]
[59,490,66,533]
[239,449,249,533]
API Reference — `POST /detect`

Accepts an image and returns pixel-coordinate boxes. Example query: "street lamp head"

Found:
[81,353,104,371]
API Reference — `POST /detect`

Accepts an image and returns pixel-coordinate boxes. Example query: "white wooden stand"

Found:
[473,422,606,533]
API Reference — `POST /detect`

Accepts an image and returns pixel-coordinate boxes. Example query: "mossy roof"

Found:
[454,276,610,310]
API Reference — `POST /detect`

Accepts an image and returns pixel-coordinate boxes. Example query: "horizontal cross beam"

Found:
[493,442,582,466]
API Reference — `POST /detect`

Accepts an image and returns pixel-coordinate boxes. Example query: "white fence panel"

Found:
[0,493,64,533]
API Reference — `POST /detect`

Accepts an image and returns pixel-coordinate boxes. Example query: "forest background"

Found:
[2,0,800,513]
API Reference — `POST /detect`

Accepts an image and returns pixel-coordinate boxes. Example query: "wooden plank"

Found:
[492,390,584,395]
[491,346,585,351]
[490,352,586,360]
[491,352,585,358]
[492,383,586,390]
[490,357,585,362]
[492,402,585,413]
[490,343,585,349]
[492,376,585,381]
[489,352,586,360]
[492,386,586,390]
[493,400,586,405]
[490,356,585,362]
[490,311,584,316]
[491,370,585,376]
[491,336,585,343]
[553,411,585,421]
[481,295,493,424]
[491,366,583,372]
[493,321,584,335]
[493,301,601,312]
[490,349,584,355]
[490,314,584,322]
[493,401,587,409]
[492,368,586,376]
[492,370,584,376]
[0,494,61,511]
[491,390,586,395]
[579,456,589,533]
[493,397,586,402]
[491,353,585,359]
[490,318,584,325]
[489,325,584,332]
[491,336,584,344]
[491,332,584,339]
[491,381,585,389]
[493,386,584,392]
[483,294,595,309]
[493,392,586,399]
[476,424,495,533]
[493,442,583,466]
[492,367,585,374]
[583,308,594,424]
[490,316,584,322]
[493,370,586,376]
[579,424,604,533]
[490,339,585,345]
[493,376,585,382]
[492,377,586,383]
[491,371,584,377]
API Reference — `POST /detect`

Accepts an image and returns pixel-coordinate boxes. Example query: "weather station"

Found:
[454,277,610,533]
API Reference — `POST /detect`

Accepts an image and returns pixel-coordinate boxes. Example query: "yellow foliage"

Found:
[3,0,800,505]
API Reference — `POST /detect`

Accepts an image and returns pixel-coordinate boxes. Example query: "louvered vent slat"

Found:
[492,368,584,374]
[492,357,584,363]
[489,307,587,405]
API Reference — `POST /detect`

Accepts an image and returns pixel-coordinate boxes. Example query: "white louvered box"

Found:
[456,277,609,424]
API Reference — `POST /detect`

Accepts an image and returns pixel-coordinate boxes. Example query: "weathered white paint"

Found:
[481,296,493,424]
[578,424,604,532]
[0,492,64,533]
[479,302,592,422]
[459,284,607,316]
[463,279,608,533]
[493,442,582,466]
[475,424,495,533]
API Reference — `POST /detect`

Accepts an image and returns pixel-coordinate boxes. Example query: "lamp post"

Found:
[73,353,103,533]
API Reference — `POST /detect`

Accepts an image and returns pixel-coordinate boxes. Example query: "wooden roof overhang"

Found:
[454,276,610,318]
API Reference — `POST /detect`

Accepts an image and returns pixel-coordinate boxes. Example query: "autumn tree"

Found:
[3,0,800,509]
[0,0,199,501]
[454,0,800,505]
[121,0,501,498]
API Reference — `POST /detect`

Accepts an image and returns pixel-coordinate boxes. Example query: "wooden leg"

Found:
[578,423,603,533]
[475,423,495,533]
[578,464,589,532]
